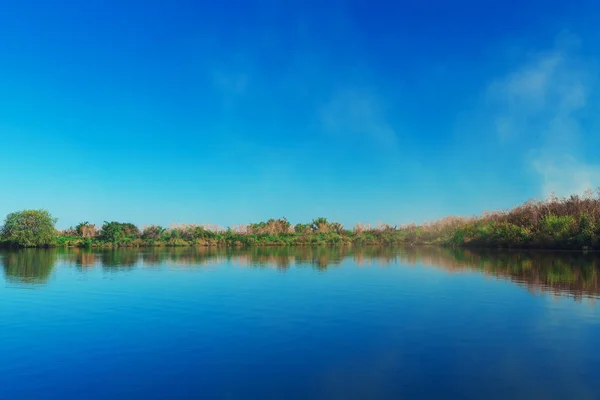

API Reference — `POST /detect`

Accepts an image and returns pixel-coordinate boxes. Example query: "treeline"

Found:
[2,190,600,249]
[0,213,412,248]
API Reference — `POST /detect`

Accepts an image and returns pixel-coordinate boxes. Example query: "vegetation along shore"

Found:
[2,191,600,250]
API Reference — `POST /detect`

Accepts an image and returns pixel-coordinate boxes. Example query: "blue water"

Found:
[1,247,599,399]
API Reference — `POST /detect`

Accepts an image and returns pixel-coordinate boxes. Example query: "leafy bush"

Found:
[540,214,574,240]
[311,217,329,232]
[100,221,140,244]
[142,225,166,240]
[294,223,310,234]
[1,209,57,247]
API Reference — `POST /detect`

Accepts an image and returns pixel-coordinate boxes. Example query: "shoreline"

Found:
[2,241,599,252]
[3,192,600,251]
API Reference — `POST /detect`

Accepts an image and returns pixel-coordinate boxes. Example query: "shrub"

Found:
[294,223,310,234]
[142,225,166,240]
[540,214,574,241]
[1,209,57,247]
[311,217,329,232]
[100,221,141,244]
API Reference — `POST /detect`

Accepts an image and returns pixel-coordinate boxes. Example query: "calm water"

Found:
[1,246,600,399]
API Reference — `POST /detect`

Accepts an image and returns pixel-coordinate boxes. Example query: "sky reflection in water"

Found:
[1,246,599,399]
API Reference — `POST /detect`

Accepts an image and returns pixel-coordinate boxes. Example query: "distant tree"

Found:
[141,225,166,240]
[311,217,330,232]
[294,223,311,234]
[247,218,291,235]
[121,223,140,236]
[329,222,345,234]
[76,221,98,237]
[1,209,57,247]
[100,222,140,243]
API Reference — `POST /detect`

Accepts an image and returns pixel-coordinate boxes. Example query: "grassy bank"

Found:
[447,192,600,250]
[2,191,600,249]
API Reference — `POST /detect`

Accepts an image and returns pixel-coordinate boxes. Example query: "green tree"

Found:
[1,209,57,247]
[141,225,166,240]
[311,217,330,232]
[294,223,310,234]
[100,221,140,243]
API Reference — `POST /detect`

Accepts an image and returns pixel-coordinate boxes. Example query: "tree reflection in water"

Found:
[2,246,599,301]
[1,249,57,284]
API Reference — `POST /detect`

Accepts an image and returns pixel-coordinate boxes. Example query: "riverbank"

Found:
[11,228,427,248]
[2,192,600,250]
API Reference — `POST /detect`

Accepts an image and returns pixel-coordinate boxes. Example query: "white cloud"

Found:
[532,156,600,198]
[487,34,599,197]
[320,88,399,148]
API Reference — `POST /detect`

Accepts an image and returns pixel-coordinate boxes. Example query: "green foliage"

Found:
[310,217,329,232]
[166,238,191,247]
[248,218,291,234]
[80,236,94,248]
[294,223,310,234]
[1,209,57,247]
[100,221,140,244]
[329,222,344,234]
[576,214,596,246]
[448,228,466,246]
[540,214,574,239]
[141,225,166,240]
[5,190,600,250]
[55,235,82,247]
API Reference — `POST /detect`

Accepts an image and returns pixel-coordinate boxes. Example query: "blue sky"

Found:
[2,0,600,229]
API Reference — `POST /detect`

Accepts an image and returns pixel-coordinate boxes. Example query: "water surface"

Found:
[1,246,599,399]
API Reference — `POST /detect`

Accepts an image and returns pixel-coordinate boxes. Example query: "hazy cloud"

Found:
[320,88,399,149]
[487,33,599,196]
